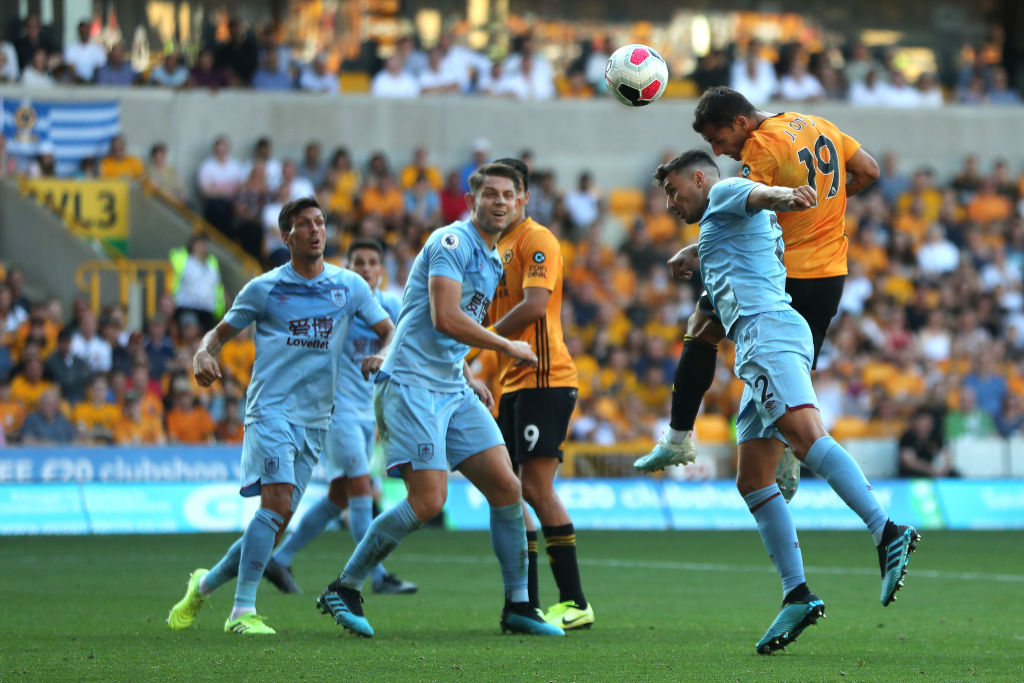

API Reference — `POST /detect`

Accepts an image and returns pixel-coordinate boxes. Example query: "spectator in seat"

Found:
[149,49,189,88]
[440,170,467,224]
[72,374,119,444]
[777,57,825,102]
[70,309,111,374]
[10,357,53,414]
[299,53,339,94]
[20,388,76,445]
[94,43,138,86]
[113,391,166,445]
[297,141,324,189]
[279,159,315,201]
[99,134,145,180]
[962,354,1008,421]
[147,142,186,201]
[371,55,420,98]
[232,160,271,260]
[251,49,294,91]
[190,48,229,89]
[214,16,259,86]
[564,171,602,231]
[166,383,216,444]
[143,314,175,380]
[400,146,441,190]
[0,378,26,442]
[898,409,954,477]
[215,397,245,443]
[14,14,53,73]
[197,135,246,234]
[19,47,55,88]
[63,20,105,83]
[44,327,92,403]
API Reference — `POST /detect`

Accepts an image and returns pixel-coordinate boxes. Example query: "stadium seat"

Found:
[830,415,870,442]
[608,188,645,221]
[340,72,371,93]
[662,78,699,99]
[694,414,731,444]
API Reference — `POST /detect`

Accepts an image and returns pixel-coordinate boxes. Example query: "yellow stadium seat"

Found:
[663,78,699,99]
[340,72,371,93]
[695,414,731,444]
[831,415,870,442]
[609,188,645,219]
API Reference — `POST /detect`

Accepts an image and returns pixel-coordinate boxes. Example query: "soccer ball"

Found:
[605,44,669,107]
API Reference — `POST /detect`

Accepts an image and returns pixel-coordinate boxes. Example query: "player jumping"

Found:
[653,150,919,654]
[635,87,880,503]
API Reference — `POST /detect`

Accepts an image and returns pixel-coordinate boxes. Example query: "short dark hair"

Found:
[348,239,384,260]
[278,197,323,235]
[493,157,529,192]
[692,86,757,133]
[468,163,523,195]
[654,150,720,186]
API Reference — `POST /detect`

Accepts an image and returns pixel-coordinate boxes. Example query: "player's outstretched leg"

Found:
[167,568,209,630]
[318,498,423,635]
[635,334,717,472]
[756,584,827,655]
[877,522,921,606]
[775,445,801,503]
[347,495,418,595]
[801,434,920,604]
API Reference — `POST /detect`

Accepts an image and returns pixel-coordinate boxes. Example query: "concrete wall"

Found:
[3,86,1024,196]
[0,179,111,307]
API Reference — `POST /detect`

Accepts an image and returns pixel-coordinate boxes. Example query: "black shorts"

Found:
[497,387,578,465]
[696,274,845,369]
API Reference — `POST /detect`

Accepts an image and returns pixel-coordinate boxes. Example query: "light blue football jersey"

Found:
[381,220,504,392]
[334,288,401,420]
[698,177,792,337]
[223,262,388,429]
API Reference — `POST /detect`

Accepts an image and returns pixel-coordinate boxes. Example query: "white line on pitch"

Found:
[399,553,1024,584]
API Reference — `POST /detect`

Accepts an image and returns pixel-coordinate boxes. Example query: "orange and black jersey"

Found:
[740,112,861,279]
[489,217,578,391]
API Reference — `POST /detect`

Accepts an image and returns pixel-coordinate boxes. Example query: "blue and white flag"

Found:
[1,98,121,176]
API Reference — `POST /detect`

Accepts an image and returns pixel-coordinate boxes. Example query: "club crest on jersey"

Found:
[331,288,349,309]
[741,164,751,178]
[441,232,460,250]
[532,251,546,263]
[503,249,513,264]
[265,456,280,475]
[417,443,434,461]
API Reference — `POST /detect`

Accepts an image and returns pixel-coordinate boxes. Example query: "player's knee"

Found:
[484,473,522,508]
[686,311,725,344]
[408,490,446,522]
[519,469,552,508]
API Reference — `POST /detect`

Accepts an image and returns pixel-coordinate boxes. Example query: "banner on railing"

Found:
[19,178,129,254]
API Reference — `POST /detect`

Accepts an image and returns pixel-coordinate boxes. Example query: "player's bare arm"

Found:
[844,148,880,196]
[746,184,817,213]
[463,361,495,410]
[193,320,241,386]
[492,286,550,337]
[429,275,538,366]
[361,317,396,380]
[668,244,700,281]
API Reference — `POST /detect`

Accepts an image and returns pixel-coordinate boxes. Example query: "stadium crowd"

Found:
[1,13,1020,106]
[3,129,1024,464]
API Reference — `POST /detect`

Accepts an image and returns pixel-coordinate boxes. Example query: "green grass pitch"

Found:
[3,529,1023,681]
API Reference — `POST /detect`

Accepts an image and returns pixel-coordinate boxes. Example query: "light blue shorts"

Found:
[732,310,820,444]
[323,413,375,481]
[240,417,325,510]
[374,377,505,474]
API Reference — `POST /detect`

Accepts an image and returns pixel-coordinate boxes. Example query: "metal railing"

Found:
[75,259,175,319]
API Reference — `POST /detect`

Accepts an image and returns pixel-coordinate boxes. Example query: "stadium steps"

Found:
[0,178,107,307]
[131,180,261,299]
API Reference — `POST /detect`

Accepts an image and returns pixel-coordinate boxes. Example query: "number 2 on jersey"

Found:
[797,135,841,200]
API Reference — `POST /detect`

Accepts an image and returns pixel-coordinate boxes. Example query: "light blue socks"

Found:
[490,503,529,604]
[805,435,889,544]
[744,484,806,596]
[234,508,284,609]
